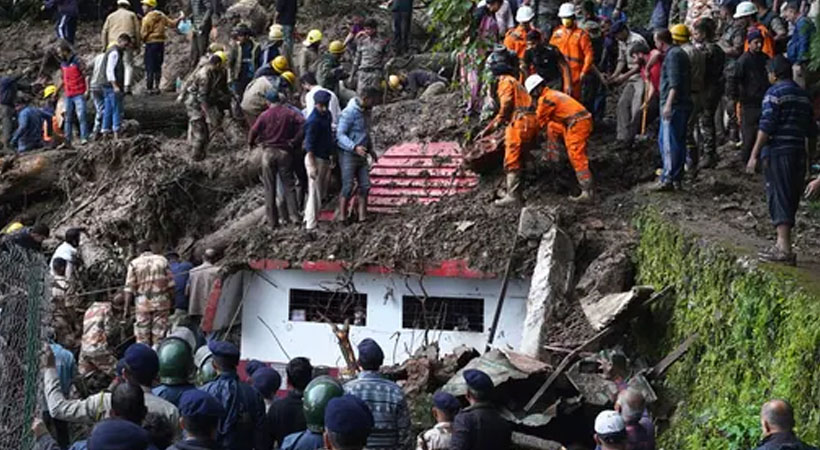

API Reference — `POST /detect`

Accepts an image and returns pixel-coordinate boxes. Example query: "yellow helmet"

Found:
[304,29,323,46]
[208,43,225,53]
[213,51,228,65]
[670,23,690,42]
[328,40,345,55]
[43,85,58,99]
[271,55,289,73]
[269,24,284,41]
[388,74,402,90]
[281,71,297,86]
[141,0,157,7]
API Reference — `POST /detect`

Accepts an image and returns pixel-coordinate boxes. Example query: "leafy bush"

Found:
[635,208,820,449]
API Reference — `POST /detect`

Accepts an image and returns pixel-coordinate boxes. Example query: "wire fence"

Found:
[0,244,49,450]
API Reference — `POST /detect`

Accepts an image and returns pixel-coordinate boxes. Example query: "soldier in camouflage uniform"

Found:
[352,19,388,98]
[78,294,122,377]
[718,0,746,143]
[124,242,175,348]
[693,18,726,169]
[182,51,231,161]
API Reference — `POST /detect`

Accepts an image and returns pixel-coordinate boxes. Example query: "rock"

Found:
[519,225,575,361]
[419,81,448,100]
[575,247,634,300]
[517,207,555,240]
[580,285,654,330]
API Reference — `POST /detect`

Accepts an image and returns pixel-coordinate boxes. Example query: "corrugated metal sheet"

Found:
[369,142,479,213]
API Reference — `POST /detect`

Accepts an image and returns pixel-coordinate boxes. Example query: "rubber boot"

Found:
[337,197,348,222]
[571,177,594,203]
[357,194,368,222]
[494,171,522,206]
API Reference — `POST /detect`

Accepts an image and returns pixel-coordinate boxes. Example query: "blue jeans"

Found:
[658,108,690,183]
[340,150,370,198]
[92,89,105,134]
[102,86,123,133]
[64,94,88,142]
[56,14,77,44]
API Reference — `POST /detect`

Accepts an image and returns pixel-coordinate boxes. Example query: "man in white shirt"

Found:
[50,227,82,280]
[301,72,340,127]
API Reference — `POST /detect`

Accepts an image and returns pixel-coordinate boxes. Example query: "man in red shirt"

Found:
[248,90,305,229]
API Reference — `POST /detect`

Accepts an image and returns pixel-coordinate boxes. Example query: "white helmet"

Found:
[733,1,757,18]
[516,5,535,22]
[525,74,545,93]
[558,2,576,18]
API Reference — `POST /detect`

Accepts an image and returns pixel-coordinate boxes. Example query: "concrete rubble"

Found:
[519,225,575,361]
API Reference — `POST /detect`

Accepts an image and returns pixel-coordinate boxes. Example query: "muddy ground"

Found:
[3,3,820,348]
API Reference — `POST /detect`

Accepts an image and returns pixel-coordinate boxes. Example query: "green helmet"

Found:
[194,345,217,386]
[157,337,194,385]
[303,376,344,432]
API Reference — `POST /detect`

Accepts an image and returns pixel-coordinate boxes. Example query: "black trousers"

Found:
[393,11,412,55]
[741,104,762,164]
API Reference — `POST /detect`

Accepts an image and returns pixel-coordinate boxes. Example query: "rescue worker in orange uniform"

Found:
[526,73,594,202]
[735,1,775,57]
[549,2,595,100]
[478,51,539,206]
[504,6,541,60]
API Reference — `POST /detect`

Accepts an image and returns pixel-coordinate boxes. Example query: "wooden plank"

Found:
[649,333,699,378]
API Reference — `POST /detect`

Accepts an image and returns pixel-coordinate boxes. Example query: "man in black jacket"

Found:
[754,399,818,450]
[267,357,313,447]
[450,369,511,450]
[728,29,769,165]
[276,0,297,61]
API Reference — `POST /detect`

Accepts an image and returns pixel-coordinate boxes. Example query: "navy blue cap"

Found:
[325,394,374,435]
[123,343,159,382]
[245,359,265,376]
[265,89,280,103]
[610,20,627,35]
[432,391,460,414]
[88,419,151,450]
[314,90,331,106]
[252,367,282,398]
[463,369,494,392]
[357,338,384,368]
[179,390,225,419]
[747,28,762,43]
[208,340,240,359]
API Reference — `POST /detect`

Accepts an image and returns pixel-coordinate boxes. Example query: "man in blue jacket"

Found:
[782,1,815,88]
[304,90,334,232]
[336,88,380,223]
[10,96,43,153]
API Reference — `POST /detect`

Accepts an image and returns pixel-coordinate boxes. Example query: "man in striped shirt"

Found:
[746,55,817,265]
[344,339,411,449]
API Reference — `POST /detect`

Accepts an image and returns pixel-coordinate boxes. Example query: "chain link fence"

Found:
[0,244,49,450]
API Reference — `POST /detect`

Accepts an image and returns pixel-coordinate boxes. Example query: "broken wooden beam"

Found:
[511,432,565,450]
[523,326,613,413]
[649,333,699,379]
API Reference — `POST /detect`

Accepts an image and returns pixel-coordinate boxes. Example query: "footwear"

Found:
[336,197,348,222]
[699,153,718,170]
[651,181,675,192]
[758,246,796,265]
[79,139,88,145]
[494,171,522,206]
[570,178,594,203]
[357,195,368,222]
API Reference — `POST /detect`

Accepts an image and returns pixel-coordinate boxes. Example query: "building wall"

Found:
[240,269,531,367]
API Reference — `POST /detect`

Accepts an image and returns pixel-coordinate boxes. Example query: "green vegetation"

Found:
[634,209,820,449]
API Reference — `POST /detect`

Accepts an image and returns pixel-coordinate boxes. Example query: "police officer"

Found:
[88,418,153,450]
[246,362,282,411]
[322,394,375,450]
[168,389,226,450]
[194,345,217,386]
[43,343,180,432]
[153,335,197,407]
[351,19,387,97]
[280,375,344,450]
[200,340,268,450]
[450,369,511,450]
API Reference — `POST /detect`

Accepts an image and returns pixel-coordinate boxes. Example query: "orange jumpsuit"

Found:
[536,87,592,183]
[549,25,594,100]
[504,25,542,59]
[743,23,775,57]
[490,74,538,171]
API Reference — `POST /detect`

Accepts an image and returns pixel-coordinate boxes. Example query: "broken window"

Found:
[289,289,368,326]
[402,296,484,332]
